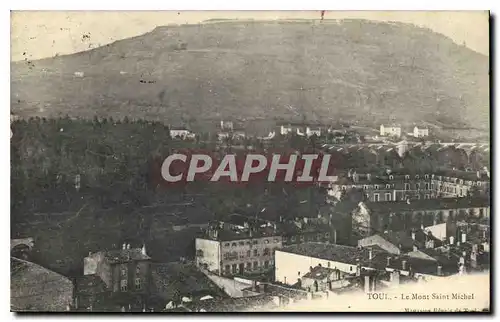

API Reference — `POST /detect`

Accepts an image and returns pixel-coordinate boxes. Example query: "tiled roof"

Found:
[11,257,74,312]
[279,243,457,276]
[183,294,277,312]
[101,248,150,264]
[152,262,225,302]
[364,197,490,213]
[302,266,339,280]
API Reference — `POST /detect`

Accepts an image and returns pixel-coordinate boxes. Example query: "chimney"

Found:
[356,258,361,276]
[141,244,147,256]
[461,232,466,243]
[401,260,407,270]
[413,245,418,252]
[368,249,373,260]
[251,280,257,292]
[449,236,454,245]
[406,199,411,205]
[386,256,391,267]
[411,231,416,241]
[437,265,442,276]
[333,229,337,244]
[367,173,372,181]
[476,171,480,179]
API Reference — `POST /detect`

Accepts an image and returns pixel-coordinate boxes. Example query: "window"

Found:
[253,240,258,245]
[121,266,127,277]
[405,175,410,180]
[136,266,141,275]
[247,250,251,257]
[231,264,237,273]
[239,241,244,246]
[264,239,270,244]
[264,261,269,269]
[274,238,279,243]
[385,193,391,201]
[232,243,237,247]
[386,184,391,189]
[425,174,429,179]
[120,279,127,292]
[225,243,230,247]
[477,182,482,186]
[416,195,421,199]
[325,232,330,238]
[300,235,305,242]
[246,241,251,245]
[424,194,430,199]
[298,271,301,276]
[253,261,258,269]
[253,249,258,256]
[291,236,296,242]
[225,265,230,272]
[425,183,429,190]
[389,175,394,180]
[374,185,379,190]
[374,193,380,202]
[342,185,346,191]
[404,183,410,190]
[431,183,435,190]
[350,267,353,272]
[415,175,420,179]
[263,248,270,256]
[416,183,420,190]
[459,179,464,184]
[363,185,368,190]
[246,262,252,269]
[135,278,142,290]
[317,233,322,241]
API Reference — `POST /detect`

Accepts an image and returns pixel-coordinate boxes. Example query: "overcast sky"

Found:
[11,11,489,61]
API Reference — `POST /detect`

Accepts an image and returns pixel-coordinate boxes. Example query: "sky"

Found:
[11,11,489,62]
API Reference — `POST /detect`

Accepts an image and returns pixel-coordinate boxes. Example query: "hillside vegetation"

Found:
[11,19,489,133]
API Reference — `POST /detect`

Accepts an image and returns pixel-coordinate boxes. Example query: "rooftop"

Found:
[364,197,490,213]
[279,243,457,276]
[11,257,73,311]
[302,265,340,280]
[100,248,150,264]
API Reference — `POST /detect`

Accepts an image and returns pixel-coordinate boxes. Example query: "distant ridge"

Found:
[11,19,489,133]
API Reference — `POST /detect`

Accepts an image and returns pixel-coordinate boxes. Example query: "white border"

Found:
[2,1,497,321]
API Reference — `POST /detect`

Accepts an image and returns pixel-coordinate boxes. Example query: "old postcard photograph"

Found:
[10,10,490,313]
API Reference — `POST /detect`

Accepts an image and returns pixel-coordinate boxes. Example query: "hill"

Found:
[11,19,489,133]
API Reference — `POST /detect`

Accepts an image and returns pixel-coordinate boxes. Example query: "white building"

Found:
[306,127,321,137]
[275,243,451,286]
[413,126,429,138]
[170,128,194,139]
[380,125,401,137]
[196,228,282,276]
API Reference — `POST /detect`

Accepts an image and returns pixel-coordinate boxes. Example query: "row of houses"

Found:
[380,124,429,138]
[328,168,491,202]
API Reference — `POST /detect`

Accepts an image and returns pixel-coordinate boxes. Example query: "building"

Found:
[357,228,444,255]
[220,121,234,131]
[170,128,195,139]
[275,243,457,288]
[328,169,491,203]
[379,124,401,137]
[83,244,151,297]
[300,265,350,292]
[352,197,490,238]
[11,257,74,312]
[413,126,429,138]
[306,127,322,137]
[195,226,282,276]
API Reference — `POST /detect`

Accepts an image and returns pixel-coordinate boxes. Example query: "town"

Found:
[11,117,490,312]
